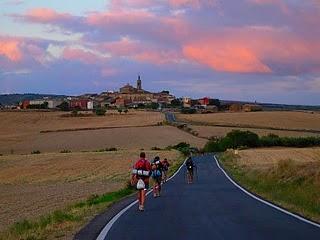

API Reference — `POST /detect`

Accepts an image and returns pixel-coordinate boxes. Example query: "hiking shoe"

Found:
[139,205,144,211]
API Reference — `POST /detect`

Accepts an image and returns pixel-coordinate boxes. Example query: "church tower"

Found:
[137,75,142,91]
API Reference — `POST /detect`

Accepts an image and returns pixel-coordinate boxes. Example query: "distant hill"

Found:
[221,100,320,111]
[0,94,68,106]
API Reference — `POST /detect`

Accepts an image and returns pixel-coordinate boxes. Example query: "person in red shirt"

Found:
[131,152,151,211]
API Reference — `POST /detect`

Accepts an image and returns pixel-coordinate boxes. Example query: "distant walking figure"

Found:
[151,156,163,197]
[161,158,170,183]
[185,156,195,184]
[132,152,151,211]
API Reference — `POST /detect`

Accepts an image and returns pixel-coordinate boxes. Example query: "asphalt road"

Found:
[165,112,177,123]
[99,154,320,240]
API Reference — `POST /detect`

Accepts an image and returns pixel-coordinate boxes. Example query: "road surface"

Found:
[97,155,320,240]
[165,112,177,123]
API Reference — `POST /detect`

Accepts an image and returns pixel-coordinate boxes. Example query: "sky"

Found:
[0,0,320,105]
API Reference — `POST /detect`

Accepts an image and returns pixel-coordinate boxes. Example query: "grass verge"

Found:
[0,152,186,240]
[218,151,320,224]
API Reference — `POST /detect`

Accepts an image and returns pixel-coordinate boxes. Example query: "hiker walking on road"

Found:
[151,156,163,197]
[161,158,170,183]
[132,152,151,211]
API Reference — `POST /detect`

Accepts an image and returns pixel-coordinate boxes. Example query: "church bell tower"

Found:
[137,75,142,91]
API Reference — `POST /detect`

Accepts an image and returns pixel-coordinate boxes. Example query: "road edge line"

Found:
[96,157,187,240]
[214,155,320,229]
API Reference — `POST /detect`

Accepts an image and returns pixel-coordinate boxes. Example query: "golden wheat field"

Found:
[235,147,320,170]
[0,150,180,231]
[177,111,320,131]
[0,111,205,154]
[192,126,320,139]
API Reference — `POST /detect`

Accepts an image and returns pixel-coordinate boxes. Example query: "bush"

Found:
[260,134,282,147]
[151,146,162,150]
[95,108,106,116]
[203,130,320,153]
[57,101,70,111]
[106,147,117,151]
[60,149,71,153]
[181,108,196,114]
[31,150,41,154]
[226,130,260,148]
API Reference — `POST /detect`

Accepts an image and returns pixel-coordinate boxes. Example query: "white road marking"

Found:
[214,155,320,229]
[96,158,187,240]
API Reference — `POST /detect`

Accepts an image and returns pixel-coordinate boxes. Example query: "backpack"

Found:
[133,159,150,177]
[151,170,162,178]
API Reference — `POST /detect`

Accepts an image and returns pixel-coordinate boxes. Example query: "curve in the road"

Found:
[96,154,320,240]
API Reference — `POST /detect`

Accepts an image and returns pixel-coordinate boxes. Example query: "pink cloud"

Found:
[87,9,154,26]
[62,47,103,64]
[99,37,182,65]
[20,8,72,24]
[0,38,22,62]
[183,41,271,73]
[182,26,320,74]
[168,0,217,8]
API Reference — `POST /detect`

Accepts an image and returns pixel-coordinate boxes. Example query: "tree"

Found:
[170,98,182,107]
[118,108,123,114]
[209,99,221,109]
[150,102,159,110]
[95,107,106,116]
[124,108,128,114]
[57,101,70,111]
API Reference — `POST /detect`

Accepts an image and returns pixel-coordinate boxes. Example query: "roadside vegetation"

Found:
[219,151,320,223]
[208,129,320,224]
[0,143,193,240]
[204,130,320,152]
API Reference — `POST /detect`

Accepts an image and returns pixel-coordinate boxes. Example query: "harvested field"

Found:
[235,147,320,170]
[0,126,206,154]
[192,126,320,139]
[177,111,320,131]
[0,110,163,152]
[0,150,180,231]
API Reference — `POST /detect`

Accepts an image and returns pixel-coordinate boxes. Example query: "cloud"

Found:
[3,0,24,5]
[183,40,271,73]
[62,47,105,64]
[99,37,182,65]
[22,8,72,24]
[0,38,22,62]
[168,0,217,9]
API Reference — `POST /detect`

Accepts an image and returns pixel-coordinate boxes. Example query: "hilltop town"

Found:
[0,75,267,113]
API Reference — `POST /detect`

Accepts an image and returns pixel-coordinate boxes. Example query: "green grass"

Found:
[0,187,135,240]
[219,152,320,223]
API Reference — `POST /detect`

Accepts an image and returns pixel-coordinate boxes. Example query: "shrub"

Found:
[31,150,41,154]
[57,101,70,111]
[203,130,320,153]
[226,130,260,148]
[60,149,71,153]
[106,147,117,151]
[71,109,78,116]
[181,108,196,114]
[260,134,282,147]
[151,146,162,150]
[95,108,106,116]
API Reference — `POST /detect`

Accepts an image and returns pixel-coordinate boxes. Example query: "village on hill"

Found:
[1,75,263,113]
